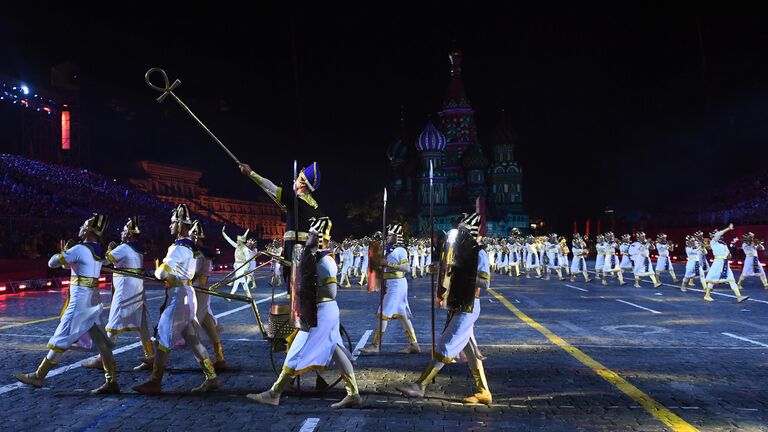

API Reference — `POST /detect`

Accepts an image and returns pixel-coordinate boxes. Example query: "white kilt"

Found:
[525,252,539,268]
[742,256,765,277]
[378,278,412,320]
[105,275,147,335]
[684,259,704,279]
[595,254,605,270]
[571,256,587,273]
[655,256,673,272]
[559,254,569,268]
[195,290,217,325]
[546,252,560,269]
[603,254,621,272]
[619,255,634,269]
[633,256,655,276]
[436,298,481,362]
[48,285,104,352]
[284,301,351,374]
[157,285,198,351]
[705,259,735,283]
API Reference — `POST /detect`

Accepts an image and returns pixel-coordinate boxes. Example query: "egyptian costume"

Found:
[703,226,749,303]
[191,221,227,370]
[223,227,253,298]
[654,234,678,282]
[737,233,768,288]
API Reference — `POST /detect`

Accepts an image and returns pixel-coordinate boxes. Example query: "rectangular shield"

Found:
[367,242,383,293]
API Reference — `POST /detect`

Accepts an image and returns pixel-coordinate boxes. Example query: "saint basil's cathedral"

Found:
[386,50,529,236]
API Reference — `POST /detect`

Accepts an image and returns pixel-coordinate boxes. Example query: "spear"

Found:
[429,160,436,360]
[377,188,387,352]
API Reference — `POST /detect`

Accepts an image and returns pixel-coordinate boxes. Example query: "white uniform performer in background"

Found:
[82,216,154,372]
[15,214,119,394]
[619,234,634,271]
[191,221,228,371]
[594,234,606,280]
[558,236,570,277]
[223,226,253,298]
[510,237,523,277]
[525,236,541,279]
[351,240,362,277]
[248,217,362,409]
[545,234,564,280]
[680,234,707,292]
[339,240,354,287]
[654,233,678,283]
[361,223,420,354]
[358,237,370,286]
[601,232,627,286]
[268,238,284,287]
[632,232,661,288]
[133,204,219,394]
[570,234,592,282]
[737,232,768,289]
[409,239,421,279]
[703,224,749,303]
[497,239,510,275]
[246,238,258,291]
[422,238,432,276]
[695,230,711,284]
[397,213,492,405]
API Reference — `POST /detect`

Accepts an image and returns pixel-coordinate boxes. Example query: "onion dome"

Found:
[461,144,489,170]
[415,121,447,152]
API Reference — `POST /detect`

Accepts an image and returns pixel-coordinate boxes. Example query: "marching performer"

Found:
[422,238,432,276]
[558,236,570,277]
[351,240,362,278]
[695,230,711,281]
[545,234,564,280]
[82,217,153,372]
[525,235,541,279]
[569,234,592,282]
[632,232,662,288]
[737,232,768,289]
[703,224,749,302]
[511,235,523,277]
[360,223,420,354]
[239,161,324,287]
[497,239,510,275]
[409,239,421,279]
[222,226,253,298]
[487,238,497,272]
[191,221,228,371]
[680,234,707,292]
[246,237,258,291]
[654,233,678,283]
[133,204,219,394]
[619,234,634,271]
[594,234,606,280]
[358,237,370,286]
[396,213,492,405]
[268,238,284,287]
[247,217,362,409]
[339,239,354,287]
[602,232,627,286]
[15,214,119,394]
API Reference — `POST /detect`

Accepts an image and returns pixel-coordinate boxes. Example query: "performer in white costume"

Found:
[680,234,708,292]
[737,232,767,289]
[15,214,119,394]
[632,232,661,288]
[703,224,749,303]
[619,234,634,271]
[361,223,420,354]
[569,234,592,282]
[223,226,252,298]
[654,233,678,283]
[525,236,541,279]
[248,217,362,409]
[601,232,627,286]
[133,204,219,394]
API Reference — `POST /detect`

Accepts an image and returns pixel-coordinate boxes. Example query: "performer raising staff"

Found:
[15,214,119,394]
[247,217,362,409]
[703,224,749,303]
[222,226,253,299]
[191,221,228,371]
[397,213,492,405]
[360,223,421,354]
[82,216,154,372]
[133,204,219,394]
[238,161,324,287]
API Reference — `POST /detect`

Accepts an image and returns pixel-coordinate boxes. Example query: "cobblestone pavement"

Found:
[2,263,768,431]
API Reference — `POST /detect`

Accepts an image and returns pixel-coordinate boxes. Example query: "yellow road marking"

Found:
[0,295,164,331]
[488,288,699,432]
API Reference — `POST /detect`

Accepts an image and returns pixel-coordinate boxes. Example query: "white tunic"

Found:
[105,242,147,335]
[570,246,588,273]
[546,243,561,269]
[47,243,105,352]
[633,242,655,276]
[595,242,606,270]
[435,249,488,362]
[155,239,198,352]
[284,254,350,374]
[705,240,735,283]
[619,243,634,269]
[741,243,765,277]
[684,246,704,279]
[378,245,411,320]
[603,241,622,272]
[525,244,539,267]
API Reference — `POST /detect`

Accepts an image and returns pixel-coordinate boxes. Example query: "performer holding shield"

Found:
[396,213,492,405]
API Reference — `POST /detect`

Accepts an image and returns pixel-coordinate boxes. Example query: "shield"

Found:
[289,244,319,331]
[438,228,479,313]
[367,241,383,293]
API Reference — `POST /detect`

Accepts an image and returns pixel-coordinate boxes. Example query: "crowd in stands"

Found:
[0,154,229,261]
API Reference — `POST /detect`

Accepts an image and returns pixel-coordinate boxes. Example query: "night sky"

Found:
[2,2,768,234]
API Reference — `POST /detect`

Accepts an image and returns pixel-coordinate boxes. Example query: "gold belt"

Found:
[113,268,143,277]
[317,296,335,303]
[383,271,405,280]
[283,231,308,241]
[605,252,615,255]
[167,279,191,288]
[70,276,99,288]
[715,255,728,260]
[193,275,209,287]
[746,253,758,257]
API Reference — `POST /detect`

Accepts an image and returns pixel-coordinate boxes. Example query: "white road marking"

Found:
[351,329,373,360]
[298,417,320,432]
[721,332,768,348]
[0,293,285,395]
[615,299,661,314]
[564,284,589,292]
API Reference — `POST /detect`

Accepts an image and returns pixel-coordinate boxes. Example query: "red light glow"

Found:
[61,111,70,150]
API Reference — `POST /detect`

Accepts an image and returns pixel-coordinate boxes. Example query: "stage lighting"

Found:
[21,85,29,95]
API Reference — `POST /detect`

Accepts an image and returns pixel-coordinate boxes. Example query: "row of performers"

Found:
[13,208,494,409]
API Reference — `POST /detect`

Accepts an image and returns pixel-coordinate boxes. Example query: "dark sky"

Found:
[2,2,768,234]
